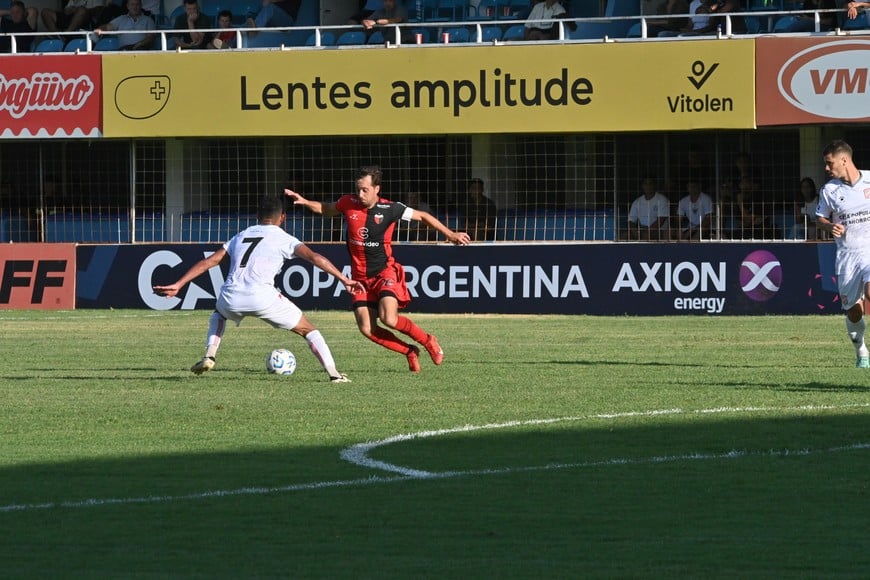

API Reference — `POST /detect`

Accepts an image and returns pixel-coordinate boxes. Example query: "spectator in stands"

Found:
[846,0,870,20]
[790,177,820,240]
[735,176,779,239]
[100,0,161,25]
[658,0,710,35]
[362,0,407,32]
[94,0,156,50]
[246,0,295,32]
[721,151,754,203]
[347,0,382,25]
[524,0,574,40]
[464,178,498,242]
[779,0,836,31]
[209,9,237,48]
[677,178,714,240]
[702,0,745,34]
[0,1,38,53]
[42,0,105,35]
[623,177,671,241]
[172,0,213,49]
[646,0,690,36]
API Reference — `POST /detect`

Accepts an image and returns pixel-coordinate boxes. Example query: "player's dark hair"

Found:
[218,8,232,17]
[358,166,382,187]
[823,140,852,158]
[257,195,285,220]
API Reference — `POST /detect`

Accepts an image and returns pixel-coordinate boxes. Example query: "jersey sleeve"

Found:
[816,184,834,219]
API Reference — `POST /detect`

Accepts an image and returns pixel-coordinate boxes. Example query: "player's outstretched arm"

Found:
[294,244,364,294]
[153,249,227,297]
[284,189,341,217]
[413,210,472,245]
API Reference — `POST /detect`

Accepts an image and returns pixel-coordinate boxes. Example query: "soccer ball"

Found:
[266,349,296,375]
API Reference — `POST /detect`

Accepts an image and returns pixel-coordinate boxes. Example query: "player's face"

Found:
[355,175,380,208]
[824,153,848,180]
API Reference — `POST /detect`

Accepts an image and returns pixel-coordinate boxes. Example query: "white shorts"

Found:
[216,291,303,330]
[836,250,870,310]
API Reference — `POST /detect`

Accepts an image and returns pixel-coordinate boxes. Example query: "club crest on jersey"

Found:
[864,189,870,199]
[374,213,384,225]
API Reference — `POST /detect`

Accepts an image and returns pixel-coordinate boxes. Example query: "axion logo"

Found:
[777,40,870,119]
[740,250,782,302]
[0,72,95,119]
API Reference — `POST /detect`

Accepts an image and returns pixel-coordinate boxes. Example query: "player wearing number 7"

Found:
[285,165,471,373]
[152,195,363,381]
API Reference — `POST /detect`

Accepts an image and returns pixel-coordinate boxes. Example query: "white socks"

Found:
[204,311,226,359]
[846,317,868,357]
[305,330,340,377]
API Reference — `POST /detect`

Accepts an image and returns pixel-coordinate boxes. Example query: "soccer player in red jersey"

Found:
[285,166,471,373]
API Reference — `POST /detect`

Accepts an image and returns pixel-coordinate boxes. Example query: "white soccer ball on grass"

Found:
[266,349,296,375]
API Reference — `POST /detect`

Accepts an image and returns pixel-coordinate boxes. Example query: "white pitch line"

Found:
[341,403,870,475]
[2,403,868,513]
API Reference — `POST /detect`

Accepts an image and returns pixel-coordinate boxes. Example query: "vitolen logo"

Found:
[777,40,870,119]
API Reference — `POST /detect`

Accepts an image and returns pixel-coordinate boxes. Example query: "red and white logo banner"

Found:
[0,55,101,138]
[757,37,870,126]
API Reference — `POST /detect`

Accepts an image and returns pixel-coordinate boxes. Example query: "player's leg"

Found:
[261,295,349,382]
[290,314,348,382]
[836,258,869,367]
[377,266,444,366]
[354,302,420,372]
[191,310,229,374]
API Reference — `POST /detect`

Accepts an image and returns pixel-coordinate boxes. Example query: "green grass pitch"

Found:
[0,310,868,578]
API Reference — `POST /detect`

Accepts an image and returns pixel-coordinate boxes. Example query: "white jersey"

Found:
[816,170,870,255]
[628,192,670,227]
[219,224,302,311]
[677,192,713,226]
[816,170,870,309]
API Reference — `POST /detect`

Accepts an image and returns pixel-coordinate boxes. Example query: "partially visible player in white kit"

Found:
[153,195,363,381]
[815,140,870,368]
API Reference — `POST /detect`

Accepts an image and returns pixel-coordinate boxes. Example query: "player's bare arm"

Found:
[284,189,341,217]
[295,244,364,294]
[413,210,471,245]
[153,248,227,297]
[816,216,844,237]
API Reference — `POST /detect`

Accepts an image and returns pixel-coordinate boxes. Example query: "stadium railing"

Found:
[8,6,868,55]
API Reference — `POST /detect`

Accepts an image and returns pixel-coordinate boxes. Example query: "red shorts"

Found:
[351,262,410,309]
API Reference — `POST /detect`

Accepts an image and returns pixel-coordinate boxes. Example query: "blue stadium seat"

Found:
[442,26,470,42]
[229,0,258,24]
[501,23,525,40]
[626,21,645,37]
[367,30,385,43]
[94,36,121,51]
[480,25,502,41]
[337,30,367,45]
[164,4,184,28]
[64,38,88,52]
[34,38,65,52]
[305,31,336,45]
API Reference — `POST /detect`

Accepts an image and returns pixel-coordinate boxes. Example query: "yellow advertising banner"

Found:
[102,40,755,137]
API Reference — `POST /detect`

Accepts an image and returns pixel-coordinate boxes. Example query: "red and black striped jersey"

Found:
[336,194,413,279]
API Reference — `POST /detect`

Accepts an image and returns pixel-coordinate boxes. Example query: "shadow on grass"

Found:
[1,412,868,578]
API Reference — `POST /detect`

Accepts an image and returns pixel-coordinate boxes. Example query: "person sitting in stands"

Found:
[524,0,573,40]
[94,0,155,50]
[209,9,237,48]
[172,0,214,49]
[0,1,38,53]
[622,177,671,241]
[42,0,105,36]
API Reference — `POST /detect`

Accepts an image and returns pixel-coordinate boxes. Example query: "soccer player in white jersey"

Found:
[815,140,870,368]
[153,195,363,381]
